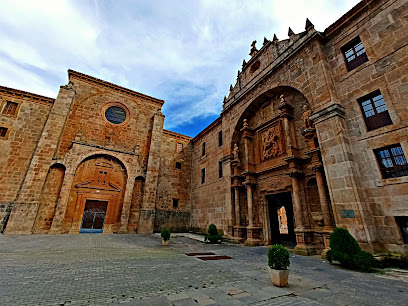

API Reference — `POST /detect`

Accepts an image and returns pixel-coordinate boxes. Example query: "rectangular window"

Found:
[176,142,183,153]
[175,162,182,169]
[202,142,206,156]
[2,101,19,116]
[341,36,368,71]
[218,130,223,147]
[374,144,408,179]
[358,90,392,131]
[396,217,408,244]
[218,161,223,178]
[0,127,8,139]
[173,198,179,209]
[201,168,205,184]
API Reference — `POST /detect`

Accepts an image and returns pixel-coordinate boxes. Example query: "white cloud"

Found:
[0,0,360,132]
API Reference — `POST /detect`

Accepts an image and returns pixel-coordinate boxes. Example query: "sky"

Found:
[0,0,360,137]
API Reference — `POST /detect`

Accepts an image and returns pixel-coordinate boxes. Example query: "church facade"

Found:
[0,0,407,257]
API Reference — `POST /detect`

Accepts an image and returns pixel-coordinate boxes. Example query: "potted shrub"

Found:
[204,224,222,244]
[161,228,171,246]
[268,244,290,287]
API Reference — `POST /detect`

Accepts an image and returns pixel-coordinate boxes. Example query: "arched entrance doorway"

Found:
[62,155,127,234]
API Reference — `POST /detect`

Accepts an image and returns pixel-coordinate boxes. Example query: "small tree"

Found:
[268,245,290,270]
[204,224,222,244]
[326,227,375,272]
[161,228,171,241]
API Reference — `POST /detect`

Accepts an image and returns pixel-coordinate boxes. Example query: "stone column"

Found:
[289,171,304,230]
[313,166,332,228]
[5,84,76,235]
[138,109,165,233]
[234,187,240,226]
[246,184,254,228]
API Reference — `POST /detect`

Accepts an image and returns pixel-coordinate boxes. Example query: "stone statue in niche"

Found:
[232,143,240,162]
[261,124,284,160]
[302,104,313,129]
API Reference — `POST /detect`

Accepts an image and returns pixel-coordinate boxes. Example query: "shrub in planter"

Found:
[267,244,290,287]
[327,227,375,272]
[204,224,222,244]
[161,228,171,245]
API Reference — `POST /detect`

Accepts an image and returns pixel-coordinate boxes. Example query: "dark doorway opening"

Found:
[267,192,296,246]
[80,200,108,233]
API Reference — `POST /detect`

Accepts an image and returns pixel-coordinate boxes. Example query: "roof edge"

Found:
[68,69,165,106]
[192,116,222,142]
[324,0,375,36]
[163,129,192,140]
[0,85,55,103]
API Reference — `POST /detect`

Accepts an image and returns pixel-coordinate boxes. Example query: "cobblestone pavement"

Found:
[0,234,407,305]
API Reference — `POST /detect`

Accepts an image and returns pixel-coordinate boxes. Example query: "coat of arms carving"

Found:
[260,122,285,161]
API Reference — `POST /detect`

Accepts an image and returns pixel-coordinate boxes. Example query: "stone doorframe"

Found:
[261,188,293,245]
[49,144,144,234]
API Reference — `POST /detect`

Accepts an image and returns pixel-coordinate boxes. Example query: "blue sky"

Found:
[0,0,359,137]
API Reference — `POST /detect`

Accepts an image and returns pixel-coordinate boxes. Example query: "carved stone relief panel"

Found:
[259,121,286,161]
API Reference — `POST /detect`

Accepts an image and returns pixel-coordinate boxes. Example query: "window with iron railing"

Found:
[374,144,408,179]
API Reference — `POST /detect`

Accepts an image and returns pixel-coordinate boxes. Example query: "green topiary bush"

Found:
[161,228,171,241]
[268,244,290,270]
[204,224,222,244]
[327,227,375,272]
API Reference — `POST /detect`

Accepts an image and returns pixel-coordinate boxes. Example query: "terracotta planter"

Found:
[162,240,169,246]
[268,267,289,287]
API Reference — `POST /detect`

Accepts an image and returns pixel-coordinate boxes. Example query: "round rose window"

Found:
[105,106,127,124]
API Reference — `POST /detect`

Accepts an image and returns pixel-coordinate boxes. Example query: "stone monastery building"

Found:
[0,0,407,257]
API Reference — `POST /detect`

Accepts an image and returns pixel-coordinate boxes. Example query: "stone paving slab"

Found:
[0,234,407,305]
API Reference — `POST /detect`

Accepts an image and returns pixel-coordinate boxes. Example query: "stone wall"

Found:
[0,87,54,232]
[320,0,408,253]
[154,130,192,232]
[191,118,231,234]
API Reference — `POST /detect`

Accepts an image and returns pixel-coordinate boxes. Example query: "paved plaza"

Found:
[0,234,407,305]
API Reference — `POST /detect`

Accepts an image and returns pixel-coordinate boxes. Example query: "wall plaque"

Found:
[341,209,355,218]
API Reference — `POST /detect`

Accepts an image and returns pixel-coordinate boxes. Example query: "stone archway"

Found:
[61,155,127,234]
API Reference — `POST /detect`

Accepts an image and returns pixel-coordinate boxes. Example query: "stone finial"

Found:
[273,34,279,44]
[223,96,227,104]
[242,59,247,67]
[263,37,269,46]
[305,18,314,31]
[237,70,241,77]
[288,27,295,37]
[230,84,233,91]
[249,40,258,56]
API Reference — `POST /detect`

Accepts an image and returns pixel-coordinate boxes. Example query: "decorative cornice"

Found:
[0,85,55,104]
[163,129,192,141]
[309,103,345,124]
[68,69,164,106]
